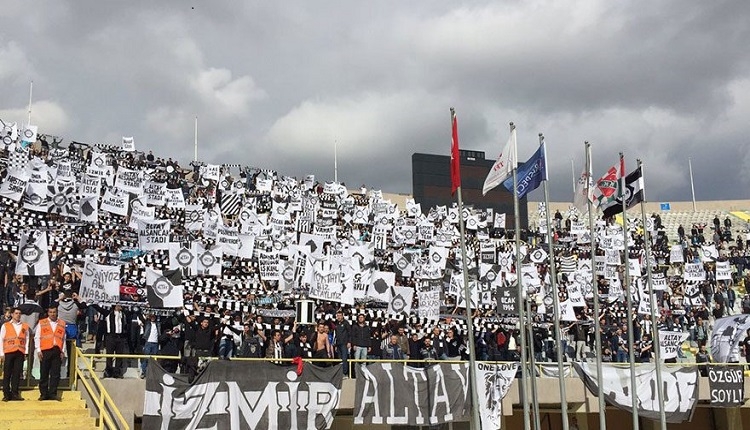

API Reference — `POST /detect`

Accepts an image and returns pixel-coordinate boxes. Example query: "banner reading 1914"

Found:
[143,360,343,430]
[353,362,470,426]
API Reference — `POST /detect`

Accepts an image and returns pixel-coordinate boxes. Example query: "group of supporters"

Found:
[0,132,750,393]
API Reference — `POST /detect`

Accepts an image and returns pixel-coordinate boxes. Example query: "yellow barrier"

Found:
[74,347,130,430]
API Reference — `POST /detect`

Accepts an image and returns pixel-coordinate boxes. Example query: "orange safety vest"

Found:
[2,321,29,354]
[38,318,66,351]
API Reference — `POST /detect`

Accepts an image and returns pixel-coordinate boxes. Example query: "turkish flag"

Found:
[450,108,461,195]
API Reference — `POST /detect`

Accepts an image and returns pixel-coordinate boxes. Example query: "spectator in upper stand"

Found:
[714,215,721,232]
[554,210,563,230]
[350,314,371,364]
[638,334,652,363]
[408,332,423,364]
[420,337,439,363]
[290,330,313,359]
[694,318,708,347]
[444,328,462,361]
[677,224,686,242]
[237,322,265,358]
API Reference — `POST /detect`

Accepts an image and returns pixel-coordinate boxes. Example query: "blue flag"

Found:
[502,143,547,198]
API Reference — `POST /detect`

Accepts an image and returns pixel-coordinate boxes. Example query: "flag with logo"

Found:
[501,142,546,198]
[482,128,516,195]
[592,157,623,214]
[15,230,50,276]
[146,268,184,308]
[602,166,644,218]
[387,285,414,317]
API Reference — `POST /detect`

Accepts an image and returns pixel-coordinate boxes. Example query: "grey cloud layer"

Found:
[1,0,748,202]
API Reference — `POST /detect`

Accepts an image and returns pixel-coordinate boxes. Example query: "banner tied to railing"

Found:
[143,359,343,430]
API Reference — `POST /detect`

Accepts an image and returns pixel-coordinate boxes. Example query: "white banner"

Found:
[659,331,689,361]
[474,362,518,430]
[79,261,121,303]
[137,219,171,251]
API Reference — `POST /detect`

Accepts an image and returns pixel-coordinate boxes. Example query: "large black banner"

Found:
[574,362,698,423]
[353,362,470,426]
[143,359,343,429]
[708,365,745,407]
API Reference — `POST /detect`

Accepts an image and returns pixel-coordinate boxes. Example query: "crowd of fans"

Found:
[1,135,750,383]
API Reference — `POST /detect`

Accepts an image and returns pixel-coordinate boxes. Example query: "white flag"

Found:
[122,136,135,152]
[482,128,517,195]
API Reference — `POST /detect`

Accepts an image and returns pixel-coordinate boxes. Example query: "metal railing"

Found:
[73,346,130,430]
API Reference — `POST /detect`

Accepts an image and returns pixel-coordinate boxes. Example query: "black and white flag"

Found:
[354,363,470,426]
[16,230,50,276]
[367,270,394,303]
[474,362,518,430]
[602,166,644,218]
[386,285,414,317]
[574,362,698,423]
[146,268,184,308]
[710,315,750,364]
[122,136,135,152]
[78,195,99,223]
[708,366,745,407]
[143,359,343,430]
[137,219,171,251]
[194,243,223,277]
[169,242,197,275]
[0,169,29,201]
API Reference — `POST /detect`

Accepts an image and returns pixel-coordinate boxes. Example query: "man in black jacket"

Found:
[350,314,370,363]
[333,310,351,377]
[93,304,129,378]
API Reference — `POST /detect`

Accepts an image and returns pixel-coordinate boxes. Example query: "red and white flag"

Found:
[482,128,517,195]
[450,109,461,195]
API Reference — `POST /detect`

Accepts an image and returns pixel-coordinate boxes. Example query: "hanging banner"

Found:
[710,315,750,364]
[474,362,518,430]
[143,360,343,430]
[708,366,745,407]
[353,362,470,426]
[574,362,698,423]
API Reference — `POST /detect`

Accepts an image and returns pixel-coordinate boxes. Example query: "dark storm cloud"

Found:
[1,0,748,202]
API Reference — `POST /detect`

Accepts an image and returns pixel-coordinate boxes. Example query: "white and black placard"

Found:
[708,366,744,407]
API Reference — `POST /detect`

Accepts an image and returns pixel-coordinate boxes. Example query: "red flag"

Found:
[450,108,461,195]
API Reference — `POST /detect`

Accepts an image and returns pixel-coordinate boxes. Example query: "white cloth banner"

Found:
[474,362,518,430]
[137,219,171,251]
[659,331,689,361]
[79,261,121,303]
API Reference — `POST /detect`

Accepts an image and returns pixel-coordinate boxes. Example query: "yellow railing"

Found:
[73,346,130,430]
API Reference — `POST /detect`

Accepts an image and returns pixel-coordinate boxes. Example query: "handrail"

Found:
[74,346,130,430]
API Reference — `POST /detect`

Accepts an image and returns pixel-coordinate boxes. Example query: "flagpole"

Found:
[571,158,576,194]
[510,122,532,430]
[619,152,640,430]
[525,291,542,430]
[688,158,696,212]
[334,138,338,183]
[542,134,570,430]
[585,142,607,430]
[638,159,667,430]
[450,108,482,430]
[194,116,198,163]
[27,80,33,126]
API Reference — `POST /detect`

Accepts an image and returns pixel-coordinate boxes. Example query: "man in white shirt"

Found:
[0,307,30,401]
[35,306,66,400]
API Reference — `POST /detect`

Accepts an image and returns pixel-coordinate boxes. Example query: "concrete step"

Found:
[0,390,95,430]
[0,417,97,430]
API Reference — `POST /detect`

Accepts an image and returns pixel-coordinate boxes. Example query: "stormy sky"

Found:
[1,0,749,203]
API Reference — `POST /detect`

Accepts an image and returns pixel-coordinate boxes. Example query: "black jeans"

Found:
[39,347,63,398]
[2,351,25,398]
[105,333,127,377]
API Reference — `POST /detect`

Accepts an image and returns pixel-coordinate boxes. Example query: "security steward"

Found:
[35,306,67,401]
[0,307,30,401]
